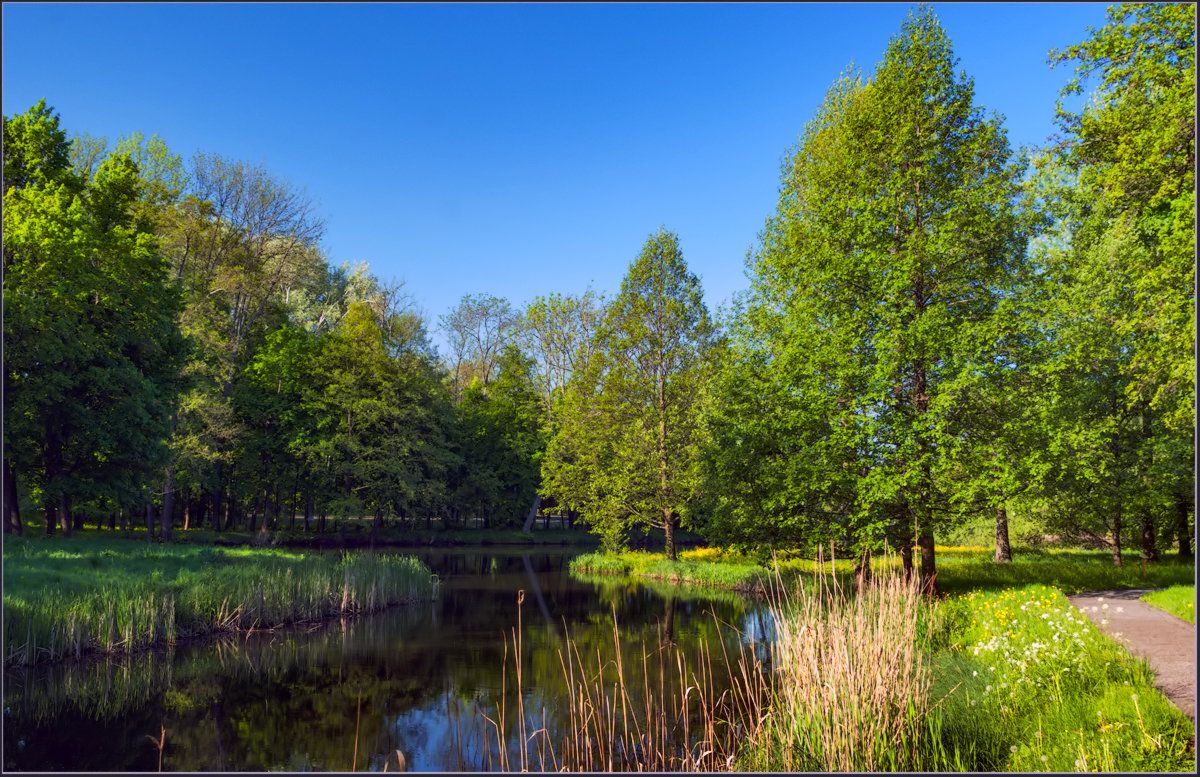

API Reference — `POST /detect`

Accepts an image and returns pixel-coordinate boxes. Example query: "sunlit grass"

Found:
[931,585,1195,771]
[1140,586,1196,624]
[572,545,1195,601]
[2,534,437,666]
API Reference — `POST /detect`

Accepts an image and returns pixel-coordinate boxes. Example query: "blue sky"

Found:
[3,2,1110,353]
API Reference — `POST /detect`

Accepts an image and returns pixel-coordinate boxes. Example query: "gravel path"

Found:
[1068,588,1196,721]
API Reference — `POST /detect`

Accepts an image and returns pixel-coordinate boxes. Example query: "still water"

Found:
[3,548,772,771]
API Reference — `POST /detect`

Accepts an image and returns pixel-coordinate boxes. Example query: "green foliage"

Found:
[712,8,1033,564]
[450,344,545,527]
[543,229,715,558]
[4,101,188,525]
[1021,3,1195,556]
[1050,3,1195,431]
[3,98,75,193]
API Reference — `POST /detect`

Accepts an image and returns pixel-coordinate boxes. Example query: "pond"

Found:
[3,547,773,771]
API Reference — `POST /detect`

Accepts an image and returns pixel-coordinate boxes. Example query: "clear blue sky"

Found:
[3,2,1110,353]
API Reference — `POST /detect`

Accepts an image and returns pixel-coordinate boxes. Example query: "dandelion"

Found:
[1130,693,1138,701]
[1042,755,1049,763]
[1011,745,1019,753]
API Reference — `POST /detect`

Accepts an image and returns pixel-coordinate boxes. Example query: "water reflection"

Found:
[4,548,772,772]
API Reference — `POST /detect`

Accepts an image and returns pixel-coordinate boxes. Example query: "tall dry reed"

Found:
[740,561,948,771]
[477,558,947,772]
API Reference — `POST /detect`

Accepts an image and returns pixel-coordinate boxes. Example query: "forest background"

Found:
[2,3,1194,584]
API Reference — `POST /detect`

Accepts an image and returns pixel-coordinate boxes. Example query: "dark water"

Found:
[3,547,771,772]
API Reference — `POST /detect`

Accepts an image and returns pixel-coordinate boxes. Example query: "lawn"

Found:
[1140,585,1196,624]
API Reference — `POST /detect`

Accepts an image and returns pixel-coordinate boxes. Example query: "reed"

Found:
[737,564,953,772]
[3,537,436,667]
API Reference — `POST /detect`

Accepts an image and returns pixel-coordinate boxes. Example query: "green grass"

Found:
[569,545,1196,600]
[567,546,1196,771]
[1140,585,1196,624]
[2,533,437,667]
[929,584,1195,772]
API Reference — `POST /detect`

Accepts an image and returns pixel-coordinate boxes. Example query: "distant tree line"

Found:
[4,4,1193,580]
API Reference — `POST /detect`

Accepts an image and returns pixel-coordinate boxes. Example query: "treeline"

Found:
[4,4,1194,579]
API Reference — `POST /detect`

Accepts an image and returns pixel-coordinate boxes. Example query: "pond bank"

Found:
[2,535,437,668]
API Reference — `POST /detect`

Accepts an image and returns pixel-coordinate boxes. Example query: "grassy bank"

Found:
[557,549,1196,771]
[2,534,437,667]
[482,564,1194,771]
[570,545,1196,599]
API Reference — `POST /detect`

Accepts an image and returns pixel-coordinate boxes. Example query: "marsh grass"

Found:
[477,598,758,771]
[2,535,436,666]
[1140,585,1196,624]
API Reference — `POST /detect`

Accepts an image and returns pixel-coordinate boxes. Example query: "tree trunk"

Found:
[917,529,936,595]
[664,513,676,562]
[899,541,914,582]
[1176,494,1193,559]
[4,460,23,535]
[183,488,191,531]
[212,463,224,532]
[853,548,872,592]
[223,487,237,531]
[44,499,56,536]
[161,466,175,543]
[304,491,313,533]
[1139,511,1158,561]
[58,493,72,538]
[1111,505,1123,567]
[994,505,1012,563]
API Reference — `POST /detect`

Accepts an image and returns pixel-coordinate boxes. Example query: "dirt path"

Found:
[1068,588,1196,720]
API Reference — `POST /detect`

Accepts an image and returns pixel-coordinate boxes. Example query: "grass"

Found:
[931,584,1195,771]
[735,567,955,771]
[1140,585,1196,624]
[570,545,1197,600]
[2,533,437,667]
[555,549,1196,772]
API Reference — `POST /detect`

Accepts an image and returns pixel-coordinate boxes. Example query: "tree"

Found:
[439,293,519,397]
[543,229,714,559]
[449,344,545,528]
[4,101,187,537]
[1050,2,1195,433]
[520,290,606,423]
[1039,2,1196,561]
[732,7,1032,588]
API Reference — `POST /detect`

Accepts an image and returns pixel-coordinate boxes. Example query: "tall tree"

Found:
[544,229,714,559]
[735,7,1032,588]
[4,102,187,536]
[439,293,518,397]
[1050,2,1195,433]
[521,289,606,424]
[1039,2,1196,561]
